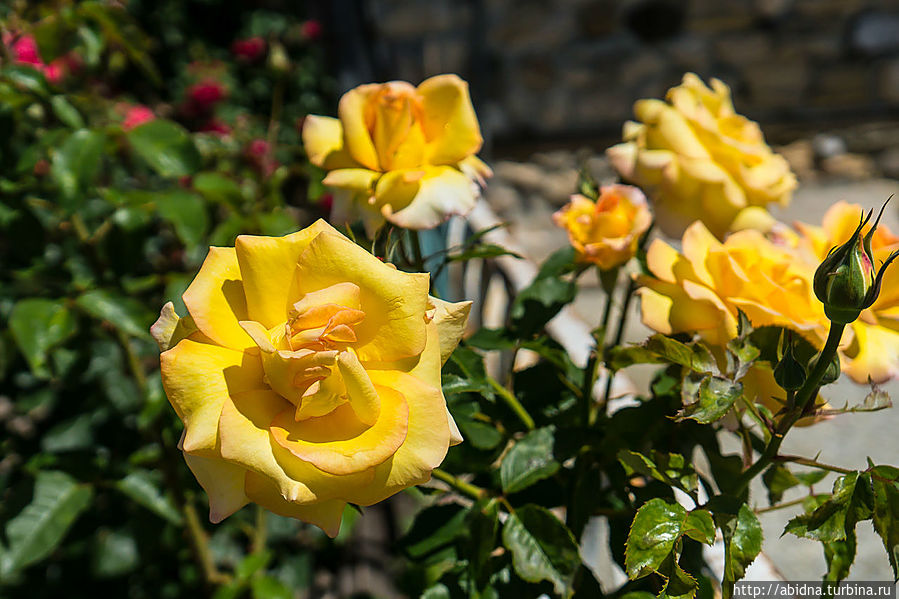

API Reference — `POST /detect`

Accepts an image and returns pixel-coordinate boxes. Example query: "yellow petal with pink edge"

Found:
[270,385,408,476]
[301,115,359,170]
[429,298,472,365]
[340,369,450,506]
[338,84,381,171]
[416,74,483,165]
[378,166,478,230]
[160,339,264,453]
[244,472,345,538]
[235,220,335,329]
[842,321,899,384]
[291,230,429,362]
[183,451,249,523]
[182,247,252,350]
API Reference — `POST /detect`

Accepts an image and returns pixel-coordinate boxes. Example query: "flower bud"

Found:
[813,200,899,324]
[773,331,806,391]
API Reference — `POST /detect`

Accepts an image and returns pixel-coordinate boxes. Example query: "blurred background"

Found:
[2,0,899,596]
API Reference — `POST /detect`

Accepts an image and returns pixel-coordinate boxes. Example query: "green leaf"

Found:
[715,502,762,584]
[400,504,467,559]
[657,552,698,599]
[618,450,698,493]
[536,246,578,279]
[502,505,580,597]
[447,243,522,262]
[154,189,208,249]
[236,550,272,581]
[510,276,577,337]
[41,414,95,453]
[75,289,152,339]
[127,119,201,177]
[92,528,139,578]
[785,472,872,543]
[677,376,743,424]
[625,498,687,580]
[251,575,292,599]
[610,335,719,374]
[762,465,800,505]
[50,96,85,129]
[871,472,899,579]
[501,427,560,494]
[464,499,500,588]
[683,510,716,546]
[1,64,49,95]
[0,471,93,578]
[115,471,183,525]
[451,401,502,450]
[824,531,856,583]
[193,172,244,205]
[9,298,78,378]
[50,128,105,202]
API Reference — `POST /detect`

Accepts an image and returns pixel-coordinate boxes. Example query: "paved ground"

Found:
[487,169,899,581]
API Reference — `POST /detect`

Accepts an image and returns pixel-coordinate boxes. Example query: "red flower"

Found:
[245,138,278,176]
[122,105,156,131]
[231,37,267,62]
[197,118,232,136]
[43,58,68,85]
[187,80,226,110]
[301,20,323,41]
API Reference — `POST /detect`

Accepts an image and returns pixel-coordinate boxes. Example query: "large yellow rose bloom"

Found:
[303,74,492,234]
[607,73,796,239]
[637,205,899,384]
[151,220,469,536]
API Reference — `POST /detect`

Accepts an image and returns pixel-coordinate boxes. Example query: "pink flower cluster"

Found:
[5,33,76,85]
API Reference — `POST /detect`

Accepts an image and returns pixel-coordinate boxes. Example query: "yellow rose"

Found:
[552,184,652,270]
[637,221,827,349]
[151,220,470,536]
[797,202,899,383]
[606,73,796,239]
[303,74,492,234]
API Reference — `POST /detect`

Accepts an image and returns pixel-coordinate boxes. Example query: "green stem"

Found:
[599,276,638,414]
[731,322,845,495]
[581,280,615,425]
[183,498,230,585]
[754,496,808,515]
[773,455,853,475]
[431,468,487,500]
[252,505,268,554]
[488,376,535,431]
[409,230,426,273]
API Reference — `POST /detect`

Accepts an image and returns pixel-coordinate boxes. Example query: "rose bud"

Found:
[813,200,899,324]
[231,37,266,62]
[773,331,806,392]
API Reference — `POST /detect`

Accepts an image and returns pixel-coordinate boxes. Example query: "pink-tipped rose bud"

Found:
[122,104,156,131]
[231,37,267,62]
[245,138,278,176]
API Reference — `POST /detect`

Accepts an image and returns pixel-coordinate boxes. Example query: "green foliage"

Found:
[502,505,580,597]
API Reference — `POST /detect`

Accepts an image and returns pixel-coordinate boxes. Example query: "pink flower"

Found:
[245,138,278,176]
[231,37,266,62]
[186,80,226,110]
[197,118,232,136]
[122,105,156,131]
[301,20,323,41]
[42,59,67,85]
[10,34,42,66]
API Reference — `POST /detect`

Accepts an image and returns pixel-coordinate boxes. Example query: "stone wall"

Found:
[360,0,899,144]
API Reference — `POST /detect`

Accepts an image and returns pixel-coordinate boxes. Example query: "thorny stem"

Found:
[252,505,268,555]
[599,276,638,415]
[431,468,487,501]
[754,496,808,515]
[731,322,845,495]
[488,375,535,431]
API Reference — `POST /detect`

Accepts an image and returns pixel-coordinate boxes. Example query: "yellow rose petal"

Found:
[270,385,408,476]
[417,74,483,166]
[292,230,429,362]
[182,247,252,350]
[338,84,381,171]
[235,220,334,329]
[183,451,249,523]
[378,166,478,230]
[301,115,358,170]
[160,339,264,453]
[244,472,345,538]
